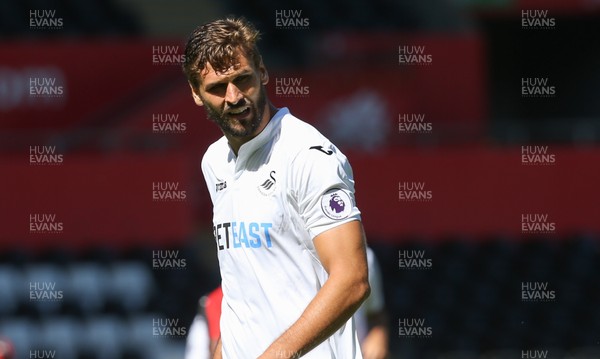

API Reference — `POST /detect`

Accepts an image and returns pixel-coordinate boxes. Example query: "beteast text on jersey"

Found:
[213,221,273,250]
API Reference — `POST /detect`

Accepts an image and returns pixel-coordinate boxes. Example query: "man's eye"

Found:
[208,84,226,93]
[236,75,251,84]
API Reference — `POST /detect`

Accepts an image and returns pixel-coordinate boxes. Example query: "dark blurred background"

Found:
[1,0,600,358]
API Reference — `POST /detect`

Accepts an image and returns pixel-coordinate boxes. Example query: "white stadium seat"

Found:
[109,262,155,312]
[0,266,22,316]
[66,263,109,314]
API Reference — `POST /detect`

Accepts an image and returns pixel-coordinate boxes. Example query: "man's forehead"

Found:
[200,54,254,83]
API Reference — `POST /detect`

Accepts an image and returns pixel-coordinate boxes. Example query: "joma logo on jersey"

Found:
[216,181,227,192]
[309,145,333,155]
[214,221,273,250]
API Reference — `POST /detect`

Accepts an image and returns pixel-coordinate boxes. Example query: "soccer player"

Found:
[183,17,370,358]
[185,287,223,359]
[185,299,210,359]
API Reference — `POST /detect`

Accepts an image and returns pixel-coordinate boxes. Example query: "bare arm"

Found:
[361,310,389,359]
[259,220,370,358]
[212,337,222,359]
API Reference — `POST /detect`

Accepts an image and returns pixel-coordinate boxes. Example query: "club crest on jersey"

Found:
[321,188,352,220]
[258,170,277,196]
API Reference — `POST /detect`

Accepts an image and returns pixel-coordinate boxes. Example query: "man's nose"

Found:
[225,82,243,105]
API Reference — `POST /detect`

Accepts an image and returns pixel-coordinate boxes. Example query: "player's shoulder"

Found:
[278,110,336,159]
[201,136,229,171]
[279,110,325,142]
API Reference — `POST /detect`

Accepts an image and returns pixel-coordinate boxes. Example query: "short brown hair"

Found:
[183,17,262,89]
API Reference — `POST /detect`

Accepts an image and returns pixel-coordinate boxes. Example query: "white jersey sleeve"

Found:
[289,141,362,239]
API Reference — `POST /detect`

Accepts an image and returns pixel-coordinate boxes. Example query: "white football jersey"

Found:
[201,108,363,359]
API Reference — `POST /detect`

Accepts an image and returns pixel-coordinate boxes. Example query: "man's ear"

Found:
[189,83,204,106]
[258,58,269,85]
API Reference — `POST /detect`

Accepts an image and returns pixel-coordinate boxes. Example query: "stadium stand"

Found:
[1,236,599,358]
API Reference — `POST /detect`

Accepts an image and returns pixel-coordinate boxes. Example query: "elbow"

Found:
[353,277,371,307]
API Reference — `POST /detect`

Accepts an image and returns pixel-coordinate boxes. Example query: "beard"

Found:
[203,86,267,138]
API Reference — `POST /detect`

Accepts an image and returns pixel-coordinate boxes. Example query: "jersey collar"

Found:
[234,107,288,163]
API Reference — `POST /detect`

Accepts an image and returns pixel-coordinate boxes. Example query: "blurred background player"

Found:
[185,287,223,359]
[354,248,389,359]
[184,298,210,359]
[0,338,14,359]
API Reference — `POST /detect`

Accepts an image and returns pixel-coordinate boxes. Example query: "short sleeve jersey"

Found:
[201,108,363,359]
